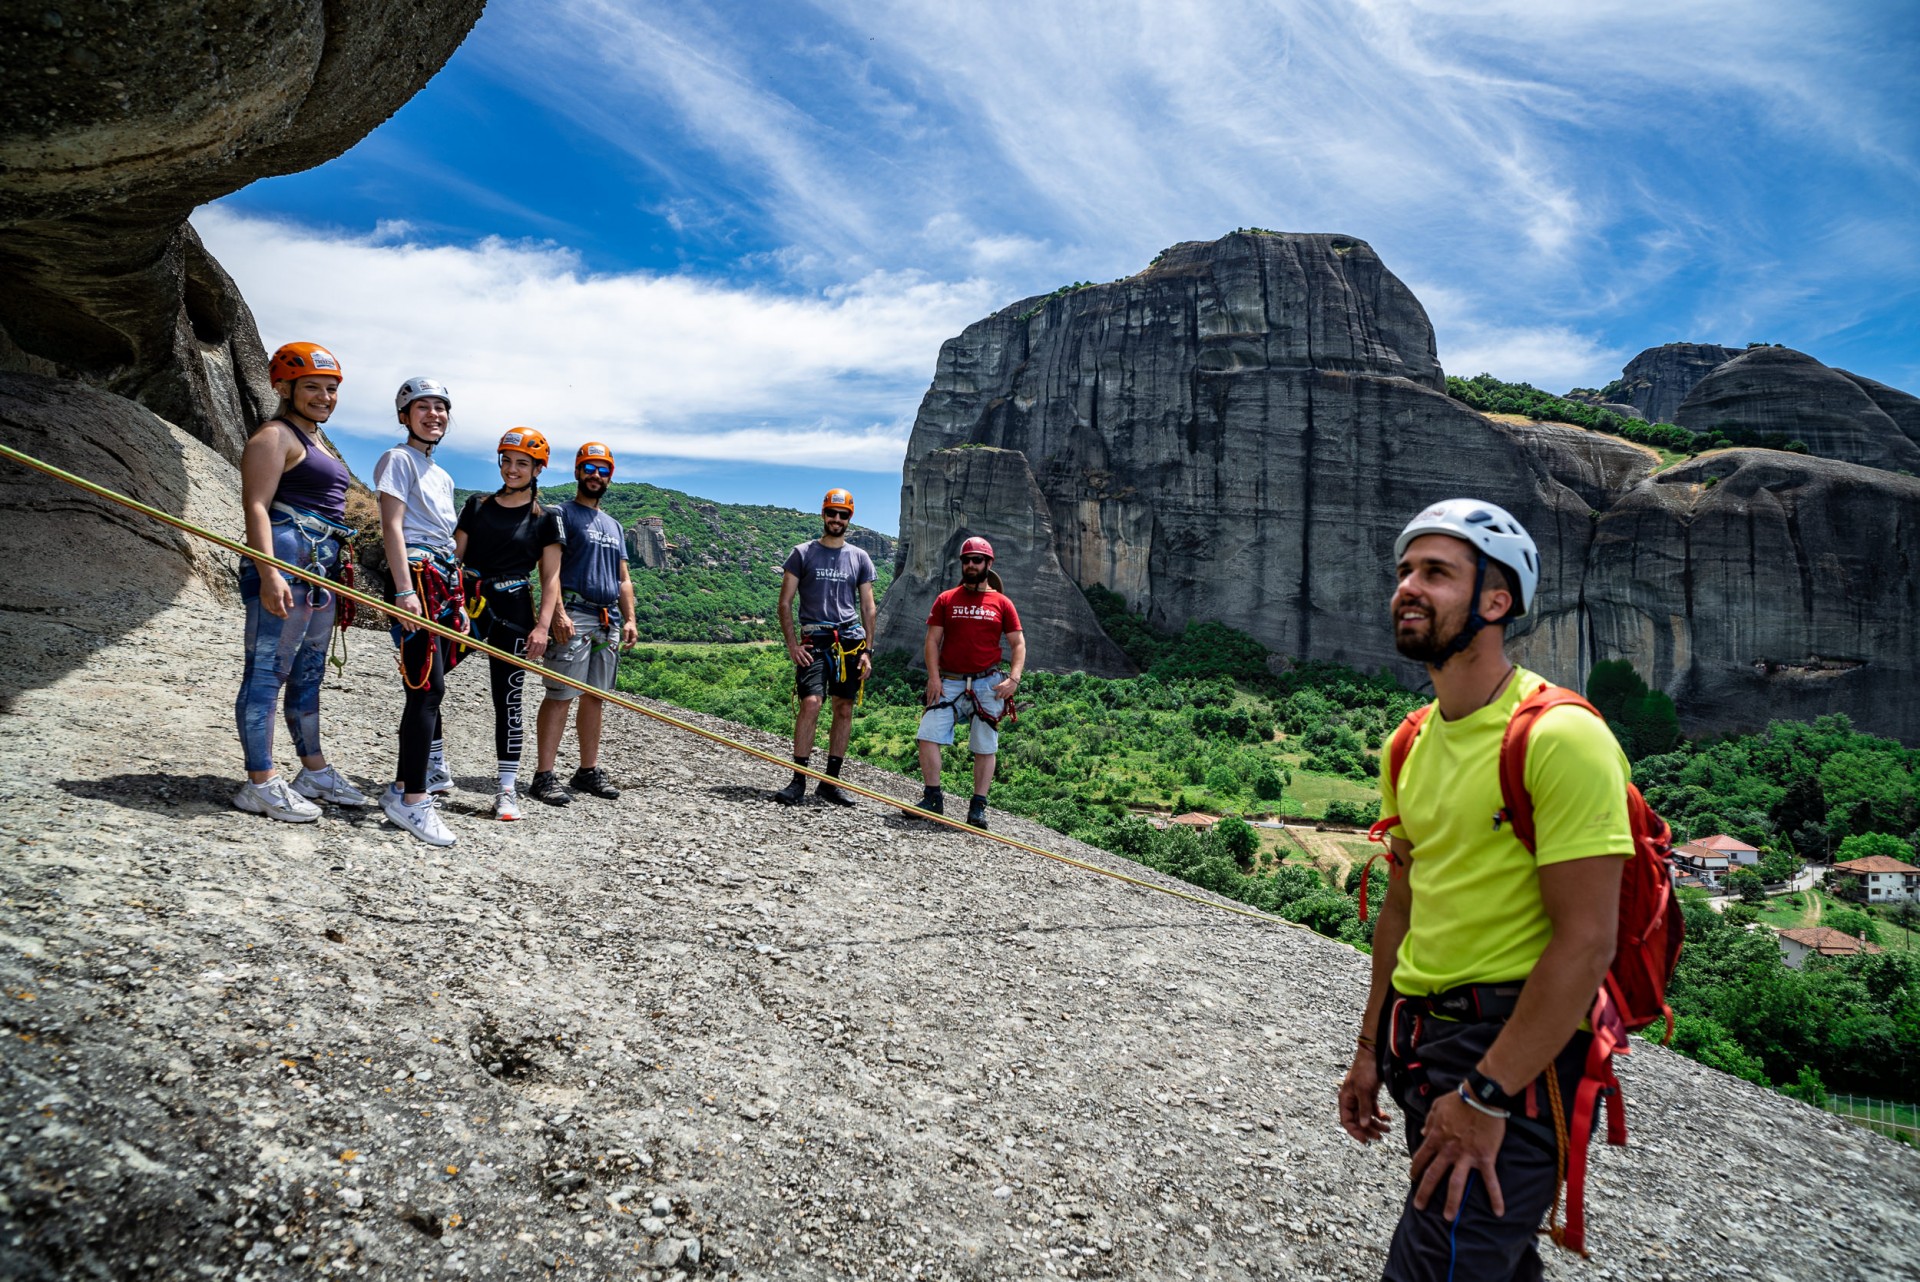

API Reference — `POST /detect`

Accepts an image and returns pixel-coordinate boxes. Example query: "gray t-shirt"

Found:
[783,539,875,638]
[372,443,456,555]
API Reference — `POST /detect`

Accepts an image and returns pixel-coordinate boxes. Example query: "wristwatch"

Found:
[1462,1066,1520,1113]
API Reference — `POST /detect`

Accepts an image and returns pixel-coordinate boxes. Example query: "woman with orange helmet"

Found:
[232,341,369,824]
[452,429,567,821]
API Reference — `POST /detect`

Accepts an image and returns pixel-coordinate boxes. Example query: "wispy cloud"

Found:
[195,204,999,473]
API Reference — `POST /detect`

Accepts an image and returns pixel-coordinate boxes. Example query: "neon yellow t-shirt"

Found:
[1378,668,1633,996]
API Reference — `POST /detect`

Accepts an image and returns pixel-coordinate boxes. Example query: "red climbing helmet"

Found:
[269,342,342,386]
[959,536,995,561]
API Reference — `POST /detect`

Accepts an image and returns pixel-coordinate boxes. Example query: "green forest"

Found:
[616,591,1920,1113]
[454,480,893,643]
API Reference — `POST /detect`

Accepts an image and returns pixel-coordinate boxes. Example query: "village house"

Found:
[1674,833,1760,874]
[1831,854,1920,904]
[1774,926,1885,969]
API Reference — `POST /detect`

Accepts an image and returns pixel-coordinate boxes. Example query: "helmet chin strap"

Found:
[1429,553,1492,669]
[406,427,438,454]
[498,480,534,495]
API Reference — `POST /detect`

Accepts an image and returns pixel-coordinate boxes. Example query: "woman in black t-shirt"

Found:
[454,428,567,821]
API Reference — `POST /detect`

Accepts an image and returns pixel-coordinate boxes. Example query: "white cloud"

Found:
[196,204,1000,473]
[1415,281,1627,389]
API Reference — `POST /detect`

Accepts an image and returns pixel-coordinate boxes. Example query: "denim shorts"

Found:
[916,674,1005,755]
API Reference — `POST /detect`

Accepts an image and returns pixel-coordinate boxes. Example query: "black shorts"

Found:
[795,634,866,700]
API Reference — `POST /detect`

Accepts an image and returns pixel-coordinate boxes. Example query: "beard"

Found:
[579,476,608,498]
[1392,605,1460,664]
[960,564,988,586]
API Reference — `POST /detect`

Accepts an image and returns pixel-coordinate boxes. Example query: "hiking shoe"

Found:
[234,777,321,824]
[916,789,944,817]
[529,771,573,807]
[381,787,455,846]
[569,765,621,800]
[816,780,856,807]
[425,761,455,795]
[495,789,523,822]
[967,795,989,830]
[292,764,370,807]
[772,775,808,805]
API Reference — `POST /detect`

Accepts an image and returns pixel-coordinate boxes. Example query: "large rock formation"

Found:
[1609,342,1739,424]
[0,0,487,460]
[1675,347,1920,473]
[877,232,1920,744]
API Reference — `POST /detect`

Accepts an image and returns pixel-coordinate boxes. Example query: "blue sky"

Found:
[202,0,1920,535]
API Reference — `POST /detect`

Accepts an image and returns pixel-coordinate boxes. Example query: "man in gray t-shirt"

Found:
[772,487,877,806]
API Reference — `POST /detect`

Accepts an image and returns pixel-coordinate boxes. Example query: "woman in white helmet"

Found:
[374,376,462,847]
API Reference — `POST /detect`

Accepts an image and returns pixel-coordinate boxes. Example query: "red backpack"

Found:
[1359,682,1685,1256]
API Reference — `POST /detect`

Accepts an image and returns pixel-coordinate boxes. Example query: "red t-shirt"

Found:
[927,587,1022,673]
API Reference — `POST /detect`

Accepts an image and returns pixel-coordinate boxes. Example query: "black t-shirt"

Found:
[456,494,564,577]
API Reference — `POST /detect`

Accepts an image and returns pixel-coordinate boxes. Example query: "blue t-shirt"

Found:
[555,500,626,606]
[783,540,876,638]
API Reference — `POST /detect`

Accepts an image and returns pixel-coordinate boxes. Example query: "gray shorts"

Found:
[542,604,619,701]
[917,674,1005,754]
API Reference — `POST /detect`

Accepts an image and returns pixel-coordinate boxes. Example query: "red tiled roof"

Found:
[1776,927,1884,957]
[1694,834,1759,853]
[1834,855,1920,875]
[1169,813,1219,827]
[1675,843,1730,861]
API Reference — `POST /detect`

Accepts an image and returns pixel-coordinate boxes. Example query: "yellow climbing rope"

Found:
[0,440,1297,929]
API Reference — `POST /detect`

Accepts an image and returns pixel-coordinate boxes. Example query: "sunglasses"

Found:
[579,463,612,478]
[960,555,990,565]
[824,509,852,520]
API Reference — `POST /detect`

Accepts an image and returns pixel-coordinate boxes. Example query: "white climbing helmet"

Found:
[394,376,452,415]
[1394,498,1539,618]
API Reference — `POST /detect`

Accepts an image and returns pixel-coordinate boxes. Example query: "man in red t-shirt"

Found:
[917,536,1026,829]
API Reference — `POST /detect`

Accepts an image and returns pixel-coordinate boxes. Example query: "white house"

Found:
[1775,926,1883,969]
[1832,855,1920,903]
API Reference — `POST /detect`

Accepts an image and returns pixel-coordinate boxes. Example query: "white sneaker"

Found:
[234,777,321,824]
[425,761,455,795]
[292,764,371,807]
[381,787,456,847]
[495,789,522,822]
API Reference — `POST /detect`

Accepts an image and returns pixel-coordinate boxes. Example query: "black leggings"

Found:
[396,629,450,794]
[476,583,535,765]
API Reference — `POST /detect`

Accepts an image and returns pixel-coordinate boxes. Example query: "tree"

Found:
[1725,867,1766,905]
[1758,848,1799,884]
[1585,659,1677,759]
[1780,1065,1828,1107]
[1770,774,1828,839]
[1211,817,1258,870]
[1205,763,1244,796]
[1836,832,1917,863]
[1825,907,1884,946]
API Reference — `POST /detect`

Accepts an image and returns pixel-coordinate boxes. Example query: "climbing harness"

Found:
[269,500,359,673]
[395,546,468,688]
[803,626,870,705]
[0,440,1295,929]
[563,590,621,654]
[927,668,1019,729]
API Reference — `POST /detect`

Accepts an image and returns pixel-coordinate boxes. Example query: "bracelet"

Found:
[1355,1034,1376,1050]
[1457,1081,1510,1119]
[395,589,418,598]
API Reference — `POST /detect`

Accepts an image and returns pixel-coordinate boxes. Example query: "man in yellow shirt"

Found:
[1337,499,1633,1281]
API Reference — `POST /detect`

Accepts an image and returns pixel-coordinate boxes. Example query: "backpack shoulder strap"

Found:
[1498,683,1602,855]
[1386,702,1435,793]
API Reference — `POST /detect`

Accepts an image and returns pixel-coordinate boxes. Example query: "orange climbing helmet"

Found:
[822,488,855,516]
[269,342,342,386]
[498,427,550,466]
[576,441,615,474]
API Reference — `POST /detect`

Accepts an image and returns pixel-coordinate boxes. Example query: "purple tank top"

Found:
[274,422,349,521]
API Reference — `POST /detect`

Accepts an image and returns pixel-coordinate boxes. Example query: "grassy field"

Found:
[1826,1095,1920,1148]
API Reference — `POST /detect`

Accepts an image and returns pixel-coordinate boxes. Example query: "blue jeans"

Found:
[235,519,339,772]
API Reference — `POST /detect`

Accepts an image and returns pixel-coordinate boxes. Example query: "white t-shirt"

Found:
[373,443,457,555]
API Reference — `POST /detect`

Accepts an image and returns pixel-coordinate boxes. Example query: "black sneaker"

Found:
[772,775,807,805]
[967,795,989,830]
[570,766,621,800]
[529,771,574,807]
[916,789,944,817]
[815,780,856,807]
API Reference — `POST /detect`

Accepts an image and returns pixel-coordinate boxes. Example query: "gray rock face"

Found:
[1676,348,1920,472]
[880,232,1920,743]
[0,0,487,459]
[1612,343,1739,425]
[1837,369,1920,452]
[627,516,671,569]
[877,446,1134,676]
[1589,450,1920,739]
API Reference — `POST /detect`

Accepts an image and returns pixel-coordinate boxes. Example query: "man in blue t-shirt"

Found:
[771,487,877,806]
[530,442,637,807]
